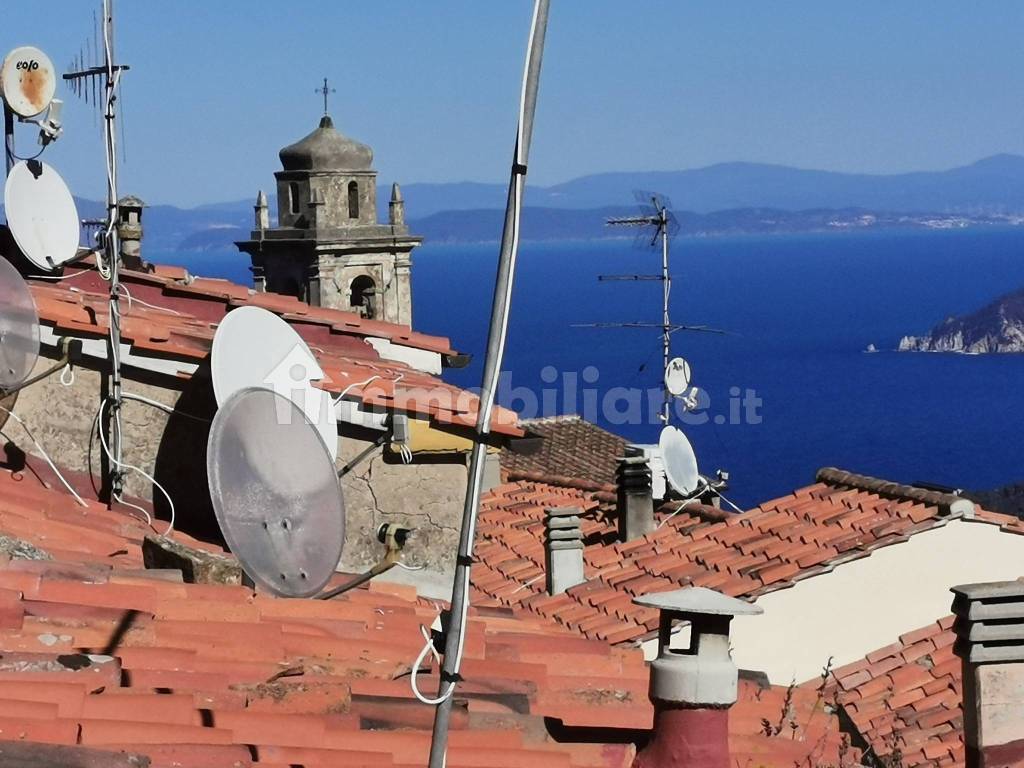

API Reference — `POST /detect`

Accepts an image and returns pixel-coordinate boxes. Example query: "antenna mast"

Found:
[64,0,131,503]
[605,194,676,424]
[427,1,550,765]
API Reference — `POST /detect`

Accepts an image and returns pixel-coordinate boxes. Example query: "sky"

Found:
[3,1,1023,208]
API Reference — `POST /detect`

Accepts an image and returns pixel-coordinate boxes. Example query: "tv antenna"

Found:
[575,191,712,425]
[63,0,131,503]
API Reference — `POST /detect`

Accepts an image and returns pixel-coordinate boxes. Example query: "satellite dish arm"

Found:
[315,523,411,600]
[0,337,81,396]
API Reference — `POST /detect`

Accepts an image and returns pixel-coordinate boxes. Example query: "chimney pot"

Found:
[631,587,763,768]
[951,579,1024,768]
[617,455,655,542]
[544,506,585,595]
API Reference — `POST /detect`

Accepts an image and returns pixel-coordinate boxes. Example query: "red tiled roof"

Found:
[472,469,1017,646]
[27,258,522,438]
[501,416,629,486]
[824,618,962,768]
[0,454,856,767]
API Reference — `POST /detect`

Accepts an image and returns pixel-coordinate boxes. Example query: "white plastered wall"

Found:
[640,520,1024,685]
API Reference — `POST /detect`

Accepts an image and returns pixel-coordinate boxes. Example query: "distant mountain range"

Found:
[24,154,1024,252]
[398,154,1024,217]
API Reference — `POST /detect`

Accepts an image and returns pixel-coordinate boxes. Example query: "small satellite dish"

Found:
[207,387,345,597]
[664,357,692,397]
[211,306,337,460]
[0,47,57,118]
[0,255,40,390]
[659,425,700,496]
[4,161,81,271]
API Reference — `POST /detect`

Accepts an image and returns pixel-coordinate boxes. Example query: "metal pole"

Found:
[427,2,550,766]
[101,0,124,502]
[3,106,14,177]
[661,205,671,424]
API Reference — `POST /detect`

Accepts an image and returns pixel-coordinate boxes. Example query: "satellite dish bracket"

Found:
[315,522,413,600]
[0,336,81,397]
[17,99,64,147]
[337,432,388,478]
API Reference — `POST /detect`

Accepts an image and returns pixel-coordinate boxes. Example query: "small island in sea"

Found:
[899,286,1024,352]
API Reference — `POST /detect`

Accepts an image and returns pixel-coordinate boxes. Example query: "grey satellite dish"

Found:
[5,160,81,271]
[664,357,692,397]
[207,387,346,597]
[211,305,338,460]
[0,47,57,118]
[659,425,700,496]
[0,255,40,391]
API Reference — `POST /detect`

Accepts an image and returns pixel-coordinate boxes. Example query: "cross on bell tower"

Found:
[315,78,335,115]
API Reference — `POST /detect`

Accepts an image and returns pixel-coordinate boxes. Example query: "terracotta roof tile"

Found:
[822,618,962,768]
[501,416,629,485]
[0,454,859,768]
[28,261,523,438]
[472,465,1001,649]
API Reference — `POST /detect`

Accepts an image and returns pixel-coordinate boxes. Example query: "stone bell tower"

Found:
[236,113,421,326]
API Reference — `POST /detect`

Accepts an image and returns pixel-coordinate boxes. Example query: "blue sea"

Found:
[160,227,1024,507]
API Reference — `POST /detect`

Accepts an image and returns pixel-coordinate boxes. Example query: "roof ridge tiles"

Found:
[816,467,975,518]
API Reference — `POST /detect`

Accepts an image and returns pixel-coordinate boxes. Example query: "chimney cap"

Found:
[634,586,762,617]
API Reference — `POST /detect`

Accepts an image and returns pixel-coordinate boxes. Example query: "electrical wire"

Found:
[96,399,176,536]
[717,490,746,515]
[117,284,182,316]
[333,375,380,405]
[332,372,406,406]
[394,561,425,572]
[114,493,152,527]
[411,625,448,705]
[28,266,98,281]
[0,405,88,507]
[121,391,211,424]
[657,496,699,530]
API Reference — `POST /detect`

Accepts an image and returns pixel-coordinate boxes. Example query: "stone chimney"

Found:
[952,580,1024,768]
[389,182,405,227]
[617,455,655,542]
[116,195,145,271]
[631,587,763,768]
[255,190,270,231]
[544,506,585,595]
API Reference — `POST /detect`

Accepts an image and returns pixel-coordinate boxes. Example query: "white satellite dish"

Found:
[207,387,345,597]
[4,160,80,271]
[664,357,692,397]
[659,425,700,496]
[211,305,338,460]
[0,47,56,118]
[0,255,40,390]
